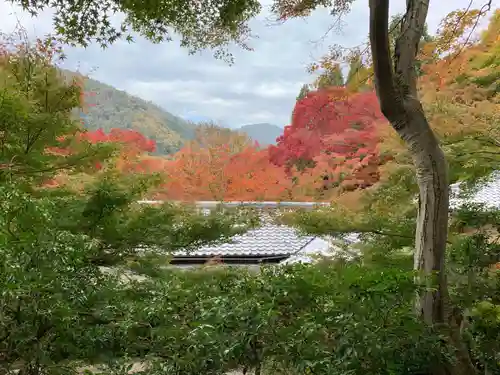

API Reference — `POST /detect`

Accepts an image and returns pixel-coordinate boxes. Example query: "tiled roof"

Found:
[155,173,500,261]
[174,223,316,257]
[450,172,500,209]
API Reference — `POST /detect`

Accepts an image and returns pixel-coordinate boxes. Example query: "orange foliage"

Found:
[158,144,294,201]
[155,124,297,201]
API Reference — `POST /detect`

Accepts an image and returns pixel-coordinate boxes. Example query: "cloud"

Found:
[0,0,498,127]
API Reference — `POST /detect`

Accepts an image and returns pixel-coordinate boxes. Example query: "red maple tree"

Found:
[269,87,389,191]
[48,128,158,176]
[77,128,156,153]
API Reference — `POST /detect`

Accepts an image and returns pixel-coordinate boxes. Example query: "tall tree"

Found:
[269,0,495,373]
[368,1,495,374]
[387,12,434,76]
[387,13,433,57]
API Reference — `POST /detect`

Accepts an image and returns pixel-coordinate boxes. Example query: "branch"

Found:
[394,0,430,98]
[1,151,102,177]
[449,0,494,63]
[331,227,454,244]
[368,0,402,122]
[355,228,413,240]
[442,0,474,54]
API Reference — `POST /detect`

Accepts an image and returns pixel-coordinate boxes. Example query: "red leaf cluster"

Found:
[79,128,156,153]
[269,87,389,190]
[46,128,157,176]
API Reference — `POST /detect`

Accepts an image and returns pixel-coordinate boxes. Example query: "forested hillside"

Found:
[65,71,196,155]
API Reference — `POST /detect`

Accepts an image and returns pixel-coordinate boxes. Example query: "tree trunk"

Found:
[400,108,449,325]
[368,0,476,374]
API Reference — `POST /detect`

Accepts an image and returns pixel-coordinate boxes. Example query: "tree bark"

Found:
[368,0,476,374]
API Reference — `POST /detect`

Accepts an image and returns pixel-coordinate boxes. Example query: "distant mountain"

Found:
[237,123,283,146]
[65,71,196,155]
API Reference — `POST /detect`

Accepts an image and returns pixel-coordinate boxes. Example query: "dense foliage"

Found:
[158,124,293,201]
[269,87,390,192]
[0,32,260,374]
[0,33,111,185]
[150,12,500,202]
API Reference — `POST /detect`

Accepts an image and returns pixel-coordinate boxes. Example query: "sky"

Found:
[0,0,498,128]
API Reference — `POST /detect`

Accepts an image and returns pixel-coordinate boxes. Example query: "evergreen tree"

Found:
[296,84,311,101]
[314,64,344,89]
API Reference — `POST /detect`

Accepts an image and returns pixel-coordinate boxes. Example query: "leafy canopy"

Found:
[10,0,261,61]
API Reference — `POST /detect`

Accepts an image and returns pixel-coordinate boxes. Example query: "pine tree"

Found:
[296,84,311,101]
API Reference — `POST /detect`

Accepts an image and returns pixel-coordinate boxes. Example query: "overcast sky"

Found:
[0,0,497,128]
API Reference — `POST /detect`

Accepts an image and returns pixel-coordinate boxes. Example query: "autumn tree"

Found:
[368,3,498,374]
[267,1,497,374]
[219,146,293,200]
[161,133,292,201]
[161,141,233,201]
[386,12,434,75]
[269,87,389,195]
[46,127,164,190]
[159,124,255,200]
[81,128,159,172]
[341,8,500,187]
[393,8,500,185]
